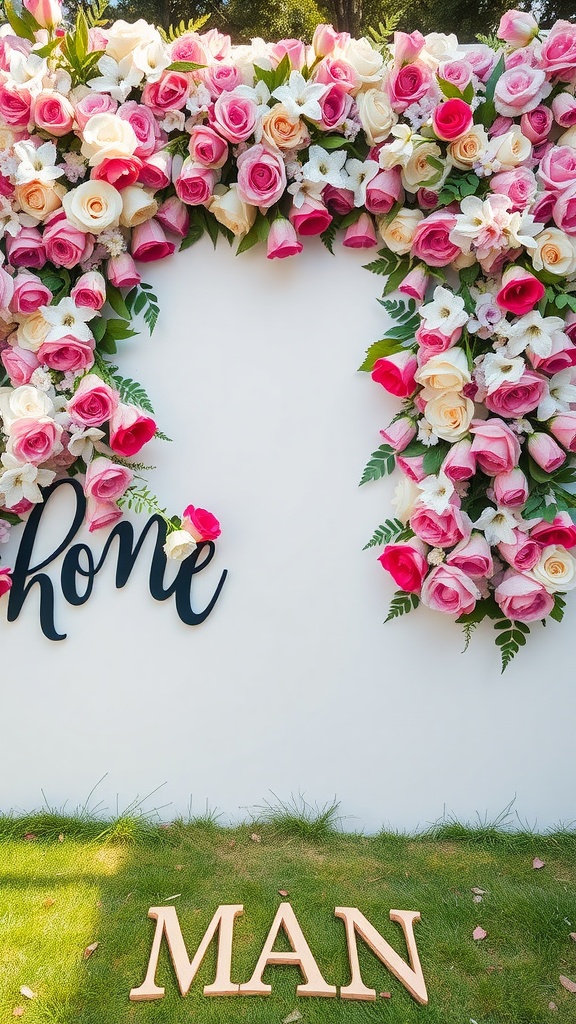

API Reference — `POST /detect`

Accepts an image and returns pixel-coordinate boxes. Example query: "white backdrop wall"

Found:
[0,237,573,832]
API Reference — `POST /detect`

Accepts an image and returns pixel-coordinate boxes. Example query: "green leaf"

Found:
[105,318,138,341]
[320,221,337,255]
[90,317,107,345]
[236,212,269,255]
[360,444,396,485]
[320,134,348,150]
[437,76,466,100]
[385,590,420,622]
[166,61,205,72]
[5,0,38,41]
[400,439,429,458]
[35,37,62,58]
[363,519,412,550]
[75,7,90,62]
[477,54,504,128]
[550,593,566,623]
[364,250,404,278]
[358,337,405,371]
[493,617,529,673]
[423,443,449,475]
[111,375,155,414]
[106,283,131,321]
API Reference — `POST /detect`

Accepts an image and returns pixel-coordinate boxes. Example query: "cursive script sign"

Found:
[7,479,228,641]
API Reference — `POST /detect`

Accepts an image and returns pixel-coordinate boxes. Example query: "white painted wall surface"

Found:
[0,237,572,832]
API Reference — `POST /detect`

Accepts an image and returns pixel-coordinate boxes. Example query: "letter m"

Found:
[130,904,243,1001]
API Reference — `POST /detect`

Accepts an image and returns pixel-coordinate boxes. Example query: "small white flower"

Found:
[420,286,468,334]
[345,157,379,207]
[378,124,420,170]
[286,176,325,209]
[272,71,327,121]
[536,368,576,421]
[480,351,526,395]
[302,145,348,189]
[160,109,185,134]
[0,453,55,508]
[427,547,446,566]
[30,368,53,392]
[9,51,47,97]
[89,54,144,102]
[499,311,565,359]
[40,298,95,344]
[13,140,64,186]
[98,227,127,257]
[417,419,439,446]
[67,425,105,463]
[473,505,518,546]
[185,83,212,119]
[417,471,455,514]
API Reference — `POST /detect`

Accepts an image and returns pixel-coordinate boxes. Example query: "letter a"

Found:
[239,902,336,997]
[129,904,243,1000]
[335,907,428,1005]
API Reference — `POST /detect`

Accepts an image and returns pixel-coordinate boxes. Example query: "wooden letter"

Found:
[335,907,428,1006]
[239,902,336,997]
[129,904,243,1001]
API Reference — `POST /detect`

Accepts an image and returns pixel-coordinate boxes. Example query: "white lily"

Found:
[420,286,469,334]
[0,453,55,508]
[474,506,518,546]
[499,311,565,359]
[132,36,170,82]
[345,157,379,207]
[236,80,272,121]
[417,471,455,514]
[301,145,348,189]
[536,369,576,421]
[67,426,105,463]
[14,140,64,186]
[481,351,526,395]
[272,71,327,121]
[378,124,420,170]
[9,51,47,97]
[40,298,95,344]
[89,54,144,102]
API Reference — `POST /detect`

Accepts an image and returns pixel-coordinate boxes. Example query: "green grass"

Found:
[0,808,575,1024]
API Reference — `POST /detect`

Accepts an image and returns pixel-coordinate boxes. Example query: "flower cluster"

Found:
[360,9,576,668]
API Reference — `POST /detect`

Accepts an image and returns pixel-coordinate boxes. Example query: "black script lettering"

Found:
[7,478,228,640]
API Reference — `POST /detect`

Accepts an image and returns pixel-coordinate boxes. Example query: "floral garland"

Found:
[0,3,575,666]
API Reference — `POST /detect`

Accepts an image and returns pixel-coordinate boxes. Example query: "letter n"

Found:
[129,904,243,1000]
[335,907,428,1005]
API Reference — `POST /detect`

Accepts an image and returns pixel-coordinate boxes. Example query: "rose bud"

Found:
[181,505,221,542]
[528,431,566,472]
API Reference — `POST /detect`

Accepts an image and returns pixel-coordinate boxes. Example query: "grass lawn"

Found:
[0,805,575,1024]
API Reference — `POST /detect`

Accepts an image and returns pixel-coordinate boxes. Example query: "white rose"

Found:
[448,126,489,170]
[558,125,576,147]
[378,207,424,254]
[80,113,138,167]
[489,126,531,169]
[163,529,197,561]
[62,180,123,233]
[420,32,459,68]
[392,474,421,524]
[532,228,576,277]
[424,391,474,442]
[16,311,50,352]
[0,384,54,433]
[356,88,397,145]
[415,348,471,394]
[208,184,256,237]
[105,18,159,62]
[402,142,445,193]
[530,545,576,592]
[343,37,385,86]
[120,185,158,228]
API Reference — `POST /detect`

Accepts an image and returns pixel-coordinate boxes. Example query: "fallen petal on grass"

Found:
[282,1011,302,1024]
[251,833,261,843]
[18,988,35,1000]
[471,888,487,895]
[549,1002,558,1011]
[473,926,487,941]
[559,975,576,994]
[12,1009,24,1017]
[278,889,289,897]
[473,894,483,903]
[570,932,576,942]
[83,943,99,960]
[533,857,545,869]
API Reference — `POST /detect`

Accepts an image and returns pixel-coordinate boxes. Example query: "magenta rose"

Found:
[322,185,355,216]
[498,530,541,572]
[155,196,189,238]
[530,332,576,374]
[6,227,46,270]
[138,151,172,190]
[92,156,143,189]
[182,504,221,542]
[446,533,493,578]
[209,92,258,143]
[343,213,377,248]
[118,100,161,158]
[432,98,473,141]
[530,513,576,549]
[74,91,117,130]
[142,72,190,114]
[38,335,95,374]
[411,211,460,267]
[496,266,545,315]
[378,540,428,594]
[388,62,433,113]
[131,218,175,263]
[0,567,12,597]
[539,19,576,81]
[527,431,566,472]
[421,564,480,615]
[289,198,332,236]
[0,82,32,128]
[1,345,39,386]
[411,503,471,548]
[70,270,106,311]
[85,496,123,533]
[10,272,52,314]
[470,418,521,475]
[43,211,94,270]
[84,456,133,502]
[365,167,403,215]
[538,146,576,193]
[175,160,218,206]
[531,191,556,225]
[442,438,476,481]
[493,468,529,507]
[68,373,119,427]
[484,370,546,418]
[266,218,303,259]
[379,416,416,452]
[109,403,156,457]
[188,125,228,169]
[495,571,554,622]
[9,416,62,465]
[371,350,417,398]
[236,145,286,210]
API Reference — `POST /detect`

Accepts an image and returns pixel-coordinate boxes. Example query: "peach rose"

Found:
[15,179,65,222]
[261,104,309,151]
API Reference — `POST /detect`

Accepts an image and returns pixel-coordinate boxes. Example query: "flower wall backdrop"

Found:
[0,1,575,666]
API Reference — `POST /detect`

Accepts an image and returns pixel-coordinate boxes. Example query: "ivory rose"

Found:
[424,391,474,441]
[530,545,576,592]
[81,114,138,166]
[379,208,423,254]
[356,89,397,145]
[209,185,256,237]
[62,180,123,233]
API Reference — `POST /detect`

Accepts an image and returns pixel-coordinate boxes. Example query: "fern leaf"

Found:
[363,519,411,550]
[320,221,336,254]
[111,375,155,414]
[461,620,477,654]
[359,444,396,485]
[385,590,419,623]
[494,618,530,673]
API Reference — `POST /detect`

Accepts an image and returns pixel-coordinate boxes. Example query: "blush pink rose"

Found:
[496,266,545,314]
[33,91,74,136]
[379,416,416,452]
[312,24,349,58]
[438,59,472,91]
[442,438,476,481]
[493,467,529,506]
[92,156,143,189]
[118,101,161,158]
[203,63,241,98]
[85,496,123,532]
[411,503,471,548]
[461,44,498,82]
[9,416,62,465]
[530,512,576,548]
[521,105,554,143]
[109,403,156,456]
[498,9,539,46]
[68,372,118,426]
[421,564,480,615]
[538,146,576,193]
[365,167,403,215]
[271,39,306,70]
[155,196,189,238]
[175,160,218,206]
[549,412,576,451]
[314,56,359,93]
[484,370,546,417]
[432,98,473,141]
[38,335,95,374]
[498,530,541,572]
[527,431,566,472]
[396,454,426,481]
[0,83,31,128]
[6,227,46,269]
[470,418,521,475]
[138,151,172,190]
[1,345,39,386]
[266,218,303,259]
[84,456,132,502]
[10,272,52,314]
[74,92,117,130]
[378,540,428,593]
[446,533,493,578]
[107,253,140,288]
[236,144,286,209]
[553,183,576,235]
[188,124,228,168]
[495,571,554,622]
[0,265,14,309]
[552,92,576,128]
[131,218,175,262]
[43,211,94,270]
[371,350,417,398]
[170,32,208,65]
[530,331,576,374]
[411,211,460,267]
[388,61,433,112]
[71,270,106,310]
[209,92,258,143]
[494,67,548,118]
[490,167,537,213]
[393,30,425,67]
[182,504,221,542]
[415,323,460,356]
[142,72,190,114]
[398,265,428,302]
[343,213,377,248]
[289,198,332,236]
[539,20,576,82]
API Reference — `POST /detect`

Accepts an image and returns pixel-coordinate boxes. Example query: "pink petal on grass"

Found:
[559,975,576,994]
[532,857,545,869]
[569,933,576,942]
[473,926,487,941]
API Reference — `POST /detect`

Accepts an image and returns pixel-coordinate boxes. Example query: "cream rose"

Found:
[0,126,15,151]
[392,474,422,524]
[530,545,576,592]
[558,126,576,147]
[532,227,576,276]
[163,529,197,561]
[356,88,397,145]
[424,391,474,442]
[489,126,531,169]
[0,383,54,432]
[402,142,444,193]
[80,113,138,167]
[420,32,459,68]
[448,125,489,170]
[343,37,385,86]
[208,184,256,237]
[16,311,50,352]
[119,185,158,228]
[261,105,309,151]
[15,179,65,221]
[415,348,471,394]
[105,18,159,61]
[62,180,123,233]
[378,207,424,254]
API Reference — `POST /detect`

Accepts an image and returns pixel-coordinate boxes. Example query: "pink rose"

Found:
[378,540,428,594]
[203,63,241,98]
[484,370,546,417]
[498,9,539,46]
[92,156,143,189]
[379,416,416,452]
[461,44,498,82]
[23,0,62,28]
[175,160,218,206]
[271,39,306,71]
[493,467,529,507]
[417,190,439,211]
[0,265,14,308]
[107,253,140,288]
[142,72,190,115]
[527,431,566,472]
[365,167,404,215]
[138,151,172,190]
[0,567,12,597]
[71,270,106,311]
[109,403,156,456]
[317,84,352,130]
[6,227,46,270]
[68,373,118,426]
[432,98,473,141]
[446,533,493,578]
[552,92,576,128]
[343,213,377,248]
[10,272,52,314]
[498,530,541,572]
[411,211,460,267]
[209,93,258,143]
[415,324,460,356]
[530,331,576,374]
[396,454,426,482]
[236,145,286,210]
[494,67,548,118]
[495,571,554,622]
[131,218,175,263]
[9,416,62,465]
[188,125,228,169]
[323,185,355,216]
[438,59,472,92]
[155,196,189,238]
[393,30,425,67]
[530,512,576,549]
[553,183,576,235]
[549,412,576,451]
[470,418,521,475]
[442,438,476,481]
[490,167,537,213]
[118,100,161,158]
[398,265,428,302]
[531,190,556,224]
[42,211,94,270]
[496,265,545,315]
[33,91,74,136]
[521,105,553,144]
[312,24,343,58]
[538,146,576,194]
[201,28,232,61]
[85,496,123,533]
[0,83,31,128]
[411,503,471,548]
[314,56,359,93]
[539,20,576,81]
[421,564,480,616]
[266,218,303,259]
[371,350,417,398]
[38,335,95,374]
[182,504,221,542]
[1,346,39,386]
[170,33,208,65]
[84,456,132,502]
[74,92,117,131]
[289,197,332,236]
[388,62,433,112]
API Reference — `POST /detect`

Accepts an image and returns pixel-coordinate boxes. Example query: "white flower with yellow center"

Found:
[473,506,518,546]
[499,311,565,359]
[40,298,95,344]
[14,140,64,186]
[480,351,526,395]
[301,145,348,189]
[536,369,576,421]
[417,471,455,514]
[89,54,144,102]
[420,286,468,334]
[272,71,327,121]
[378,124,420,170]
[0,453,55,507]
